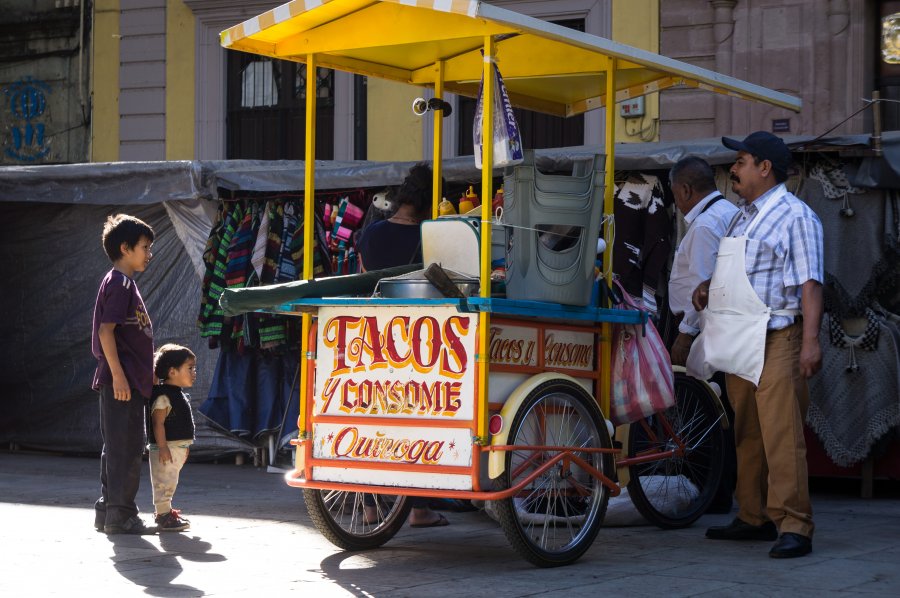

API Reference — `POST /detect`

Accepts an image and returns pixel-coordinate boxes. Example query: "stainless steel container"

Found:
[378,277,479,298]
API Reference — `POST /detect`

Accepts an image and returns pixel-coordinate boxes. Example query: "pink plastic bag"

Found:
[609,280,675,426]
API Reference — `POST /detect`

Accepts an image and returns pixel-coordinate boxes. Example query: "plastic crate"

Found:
[502,151,606,306]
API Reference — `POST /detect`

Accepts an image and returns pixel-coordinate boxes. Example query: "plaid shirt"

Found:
[728,184,824,330]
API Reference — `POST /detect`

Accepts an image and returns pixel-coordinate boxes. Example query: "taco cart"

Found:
[219,0,801,567]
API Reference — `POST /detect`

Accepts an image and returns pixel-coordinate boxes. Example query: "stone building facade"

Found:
[660,0,874,139]
[0,0,91,165]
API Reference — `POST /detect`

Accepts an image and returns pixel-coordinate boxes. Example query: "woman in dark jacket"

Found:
[357,162,433,271]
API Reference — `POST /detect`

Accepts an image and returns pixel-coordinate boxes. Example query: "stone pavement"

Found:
[1,452,898,597]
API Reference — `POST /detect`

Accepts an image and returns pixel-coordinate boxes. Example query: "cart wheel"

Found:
[495,378,614,568]
[626,372,725,529]
[303,489,412,551]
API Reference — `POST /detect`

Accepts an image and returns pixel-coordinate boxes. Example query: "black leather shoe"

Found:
[769,532,812,558]
[706,517,778,541]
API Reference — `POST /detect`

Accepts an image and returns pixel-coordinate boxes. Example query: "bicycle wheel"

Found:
[626,372,725,528]
[303,488,412,550]
[495,378,614,568]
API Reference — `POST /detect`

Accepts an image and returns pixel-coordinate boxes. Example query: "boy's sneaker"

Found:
[104,516,158,535]
[155,510,190,532]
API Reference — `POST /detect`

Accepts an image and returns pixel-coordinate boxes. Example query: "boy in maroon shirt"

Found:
[92,214,157,535]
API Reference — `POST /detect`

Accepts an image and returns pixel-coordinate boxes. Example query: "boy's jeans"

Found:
[95,384,146,528]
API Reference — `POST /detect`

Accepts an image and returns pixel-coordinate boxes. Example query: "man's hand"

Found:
[670,332,695,366]
[692,280,711,312]
[799,338,822,378]
[799,279,824,378]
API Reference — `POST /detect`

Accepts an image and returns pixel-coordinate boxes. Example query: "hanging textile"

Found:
[808,312,900,467]
[196,193,334,443]
[612,172,672,313]
[197,195,331,353]
[799,171,900,318]
[199,201,246,342]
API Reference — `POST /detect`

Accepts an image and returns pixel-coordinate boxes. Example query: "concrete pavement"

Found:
[1,452,898,597]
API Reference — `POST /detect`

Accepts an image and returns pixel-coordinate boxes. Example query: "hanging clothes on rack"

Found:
[808,312,900,467]
[199,201,246,343]
[197,193,332,440]
[612,171,673,314]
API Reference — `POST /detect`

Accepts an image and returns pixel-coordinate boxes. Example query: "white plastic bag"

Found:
[473,62,524,170]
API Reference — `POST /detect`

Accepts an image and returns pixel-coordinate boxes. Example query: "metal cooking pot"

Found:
[378,277,479,298]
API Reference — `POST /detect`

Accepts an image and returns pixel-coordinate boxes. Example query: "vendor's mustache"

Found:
[730,174,740,183]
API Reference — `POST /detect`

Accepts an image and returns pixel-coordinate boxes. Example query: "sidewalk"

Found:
[1,452,897,597]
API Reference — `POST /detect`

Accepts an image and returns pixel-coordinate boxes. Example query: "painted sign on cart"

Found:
[315,305,478,420]
[312,422,472,467]
[488,323,595,371]
[312,305,477,481]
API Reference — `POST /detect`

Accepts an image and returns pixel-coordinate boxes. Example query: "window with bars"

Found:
[226,51,336,160]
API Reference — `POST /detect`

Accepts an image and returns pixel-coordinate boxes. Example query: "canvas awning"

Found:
[220,0,801,117]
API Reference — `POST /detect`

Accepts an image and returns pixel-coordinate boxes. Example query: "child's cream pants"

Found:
[148,444,189,515]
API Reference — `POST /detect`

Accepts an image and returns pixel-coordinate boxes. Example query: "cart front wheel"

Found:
[495,378,614,568]
[303,489,412,550]
[626,372,725,528]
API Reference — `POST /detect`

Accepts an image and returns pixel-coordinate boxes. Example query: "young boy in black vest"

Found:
[147,343,197,531]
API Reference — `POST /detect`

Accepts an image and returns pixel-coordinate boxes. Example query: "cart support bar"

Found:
[286,449,621,499]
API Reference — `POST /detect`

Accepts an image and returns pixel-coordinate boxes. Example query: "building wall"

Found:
[119,0,167,160]
[89,0,660,163]
[660,0,872,139]
[1,0,90,165]
[92,0,196,161]
[92,0,120,161]
[612,0,660,143]
[165,0,195,160]
[367,79,423,161]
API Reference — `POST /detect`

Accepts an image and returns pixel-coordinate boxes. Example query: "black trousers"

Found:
[95,384,147,527]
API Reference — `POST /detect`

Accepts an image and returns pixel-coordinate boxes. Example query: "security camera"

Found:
[412,97,453,117]
[412,97,429,116]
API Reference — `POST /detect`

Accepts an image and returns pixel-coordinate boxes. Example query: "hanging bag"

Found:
[473,60,524,170]
[609,279,675,425]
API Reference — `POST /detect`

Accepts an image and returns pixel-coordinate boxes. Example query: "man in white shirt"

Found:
[668,156,739,365]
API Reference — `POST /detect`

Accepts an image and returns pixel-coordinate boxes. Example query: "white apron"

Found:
[686,190,799,386]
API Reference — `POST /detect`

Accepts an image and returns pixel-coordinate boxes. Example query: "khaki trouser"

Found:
[148,444,189,515]
[725,323,814,538]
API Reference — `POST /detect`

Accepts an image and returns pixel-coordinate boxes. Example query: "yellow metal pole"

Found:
[432,61,444,219]
[298,54,318,438]
[600,57,617,420]
[476,36,495,442]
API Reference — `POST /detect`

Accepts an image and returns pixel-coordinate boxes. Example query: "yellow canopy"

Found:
[220,0,800,117]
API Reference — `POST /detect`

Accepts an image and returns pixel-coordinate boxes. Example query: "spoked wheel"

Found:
[495,378,614,568]
[303,489,412,550]
[626,372,725,528]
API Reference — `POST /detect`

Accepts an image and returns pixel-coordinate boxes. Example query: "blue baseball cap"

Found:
[722,131,792,175]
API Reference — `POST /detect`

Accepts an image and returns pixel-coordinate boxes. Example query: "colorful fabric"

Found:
[198,196,332,352]
[199,202,245,339]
